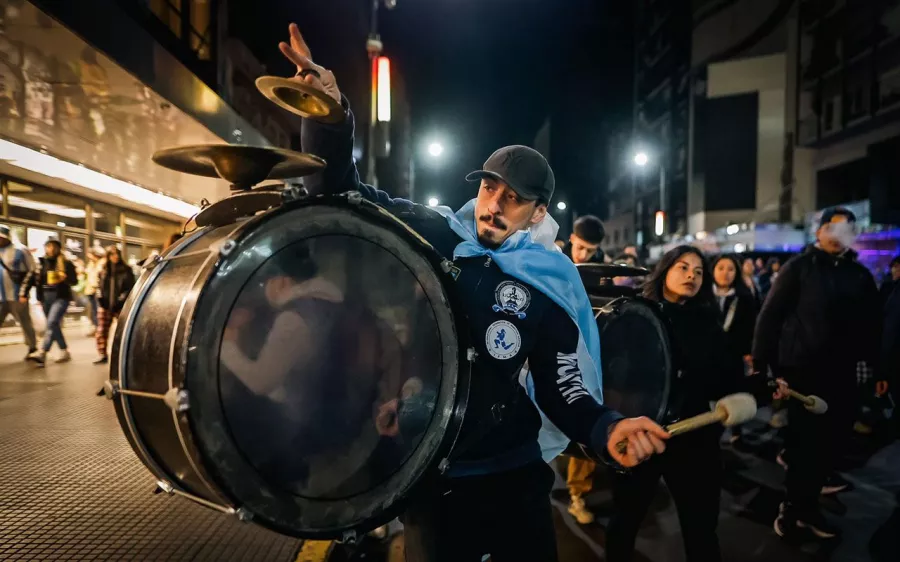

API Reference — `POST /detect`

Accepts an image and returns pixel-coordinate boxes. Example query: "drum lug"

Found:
[232,508,253,522]
[101,380,120,400]
[438,458,450,474]
[341,530,359,545]
[164,388,190,412]
[282,184,308,202]
[347,191,363,205]
[466,348,478,362]
[218,240,237,257]
[142,254,161,271]
[156,480,174,494]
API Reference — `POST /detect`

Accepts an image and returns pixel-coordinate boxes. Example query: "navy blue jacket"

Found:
[302,99,622,476]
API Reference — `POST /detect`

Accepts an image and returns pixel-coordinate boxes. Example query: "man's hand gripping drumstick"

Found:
[607,417,671,468]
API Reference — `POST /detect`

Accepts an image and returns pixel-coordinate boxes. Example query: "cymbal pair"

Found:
[152,76,341,190]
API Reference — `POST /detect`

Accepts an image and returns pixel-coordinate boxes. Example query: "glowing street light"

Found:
[633,151,649,167]
[556,201,567,211]
[427,196,440,207]
[428,142,444,158]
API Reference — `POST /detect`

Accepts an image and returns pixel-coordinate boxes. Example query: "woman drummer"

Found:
[605,246,744,562]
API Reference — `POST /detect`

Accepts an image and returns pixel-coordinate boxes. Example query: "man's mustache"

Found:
[479,215,506,230]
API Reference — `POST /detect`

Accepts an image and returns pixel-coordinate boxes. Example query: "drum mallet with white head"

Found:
[615,393,758,455]
[768,381,828,414]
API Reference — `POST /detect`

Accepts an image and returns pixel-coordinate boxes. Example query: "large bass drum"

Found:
[594,296,673,423]
[107,192,469,540]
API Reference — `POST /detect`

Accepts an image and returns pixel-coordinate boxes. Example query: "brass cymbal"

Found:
[255,75,344,124]
[152,144,326,190]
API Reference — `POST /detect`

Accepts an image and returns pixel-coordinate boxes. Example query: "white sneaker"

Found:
[55,350,72,363]
[568,496,595,524]
[27,350,46,366]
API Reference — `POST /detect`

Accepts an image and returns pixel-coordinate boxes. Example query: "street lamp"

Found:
[556,201,567,211]
[428,142,444,158]
[427,196,440,207]
[631,149,667,239]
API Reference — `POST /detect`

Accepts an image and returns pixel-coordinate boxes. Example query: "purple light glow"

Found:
[857,228,900,241]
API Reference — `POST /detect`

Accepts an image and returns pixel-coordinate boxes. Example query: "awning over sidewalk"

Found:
[0,2,269,219]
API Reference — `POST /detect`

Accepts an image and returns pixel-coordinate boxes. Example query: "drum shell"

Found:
[109,196,470,539]
[110,224,239,508]
[594,297,673,423]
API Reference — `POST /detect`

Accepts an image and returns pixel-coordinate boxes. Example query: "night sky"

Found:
[232,0,633,217]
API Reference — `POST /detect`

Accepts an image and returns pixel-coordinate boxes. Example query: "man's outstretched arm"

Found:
[281,23,414,212]
[528,303,668,467]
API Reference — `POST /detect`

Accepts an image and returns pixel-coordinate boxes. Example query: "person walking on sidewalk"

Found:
[83,248,104,336]
[26,237,76,365]
[0,224,38,360]
[754,207,881,541]
[93,246,134,364]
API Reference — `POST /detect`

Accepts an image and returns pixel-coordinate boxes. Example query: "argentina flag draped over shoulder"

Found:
[432,199,604,461]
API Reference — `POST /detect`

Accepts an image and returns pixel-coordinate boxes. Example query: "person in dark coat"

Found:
[25,237,75,365]
[562,214,606,265]
[606,246,744,562]
[711,255,759,444]
[754,207,881,541]
[882,255,900,424]
[93,246,135,364]
[740,256,762,305]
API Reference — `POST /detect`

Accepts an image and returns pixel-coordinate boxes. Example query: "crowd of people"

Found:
[555,208,899,558]
[0,224,181,366]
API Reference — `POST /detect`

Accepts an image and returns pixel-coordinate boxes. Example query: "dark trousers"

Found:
[783,378,856,514]
[606,429,722,562]
[401,461,557,562]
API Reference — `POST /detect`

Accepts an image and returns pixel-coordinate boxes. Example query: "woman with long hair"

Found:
[605,246,744,562]
[712,255,758,364]
[93,246,135,364]
[712,255,760,445]
[740,257,761,304]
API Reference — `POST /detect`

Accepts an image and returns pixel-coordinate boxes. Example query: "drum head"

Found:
[184,198,466,538]
[596,298,671,422]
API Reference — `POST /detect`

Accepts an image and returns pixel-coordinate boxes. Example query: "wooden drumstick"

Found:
[614,393,757,455]
[768,381,828,414]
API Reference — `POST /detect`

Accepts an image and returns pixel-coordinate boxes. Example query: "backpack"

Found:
[64,259,77,286]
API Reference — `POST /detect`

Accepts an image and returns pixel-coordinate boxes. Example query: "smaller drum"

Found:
[595,297,673,423]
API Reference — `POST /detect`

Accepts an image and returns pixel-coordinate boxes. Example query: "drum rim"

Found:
[182,195,470,538]
[110,226,238,508]
[595,296,673,424]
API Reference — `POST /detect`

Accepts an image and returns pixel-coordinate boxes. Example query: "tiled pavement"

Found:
[1,334,898,561]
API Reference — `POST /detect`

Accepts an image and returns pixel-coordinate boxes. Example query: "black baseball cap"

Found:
[819,207,856,228]
[465,145,555,204]
[0,224,10,240]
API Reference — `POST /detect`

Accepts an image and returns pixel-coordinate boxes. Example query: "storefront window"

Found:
[124,212,178,244]
[7,182,87,230]
[92,202,121,236]
[125,243,145,270]
[63,235,86,263]
[8,224,27,246]
[27,227,57,257]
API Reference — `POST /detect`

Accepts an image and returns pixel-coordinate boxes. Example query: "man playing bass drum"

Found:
[279,23,669,562]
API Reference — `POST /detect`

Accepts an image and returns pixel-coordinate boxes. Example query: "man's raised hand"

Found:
[278,23,342,105]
